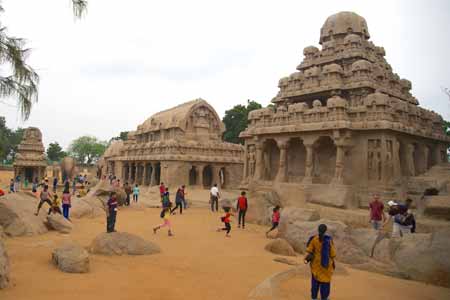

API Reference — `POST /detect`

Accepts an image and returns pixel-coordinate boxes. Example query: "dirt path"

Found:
[1,202,449,300]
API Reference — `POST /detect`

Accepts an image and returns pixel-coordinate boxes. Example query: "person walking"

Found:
[171,185,185,215]
[217,207,232,237]
[106,192,118,233]
[9,179,15,193]
[369,193,386,230]
[35,186,52,215]
[53,177,58,193]
[153,207,173,236]
[266,206,281,237]
[237,191,248,229]
[210,183,220,212]
[159,182,166,201]
[124,182,132,206]
[133,184,140,203]
[304,224,336,300]
[384,199,415,237]
[61,188,72,220]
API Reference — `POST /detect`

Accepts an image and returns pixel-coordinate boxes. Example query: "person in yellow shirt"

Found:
[48,194,62,215]
[304,224,336,300]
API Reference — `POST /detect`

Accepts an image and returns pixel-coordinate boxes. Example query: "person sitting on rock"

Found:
[304,224,336,300]
[266,206,281,237]
[35,185,53,216]
[48,194,62,215]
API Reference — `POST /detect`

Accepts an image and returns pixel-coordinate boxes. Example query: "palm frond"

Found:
[72,0,88,18]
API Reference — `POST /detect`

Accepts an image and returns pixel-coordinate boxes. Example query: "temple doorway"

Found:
[203,165,213,187]
[263,139,279,181]
[313,136,336,184]
[189,166,198,185]
[287,138,306,182]
[25,167,34,183]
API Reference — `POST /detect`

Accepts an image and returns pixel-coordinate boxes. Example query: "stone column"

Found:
[254,143,263,180]
[243,145,249,180]
[302,139,315,184]
[275,139,288,182]
[150,163,156,186]
[423,147,429,172]
[143,163,148,185]
[393,139,402,179]
[198,165,204,187]
[332,144,345,184]
[433,145,442,165]
[406,144,415,177]
[128,163,132,183]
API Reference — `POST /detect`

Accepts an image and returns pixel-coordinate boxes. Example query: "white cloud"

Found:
[1,0,449,149]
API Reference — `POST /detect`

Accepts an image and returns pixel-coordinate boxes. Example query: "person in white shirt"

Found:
[210,183,220,212]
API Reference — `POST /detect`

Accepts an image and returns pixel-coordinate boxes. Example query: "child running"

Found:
[217,207,233,237]
[266,206,281,237]
[153,207,173,236]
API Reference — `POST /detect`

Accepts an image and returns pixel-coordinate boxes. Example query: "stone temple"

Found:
[240,12,450,208]
[103,99,244,189]
[13,127,47,184]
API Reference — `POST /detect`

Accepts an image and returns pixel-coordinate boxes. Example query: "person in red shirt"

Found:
[266,206,281,237]
[159,182,166,201]
[0,188,5,197]
[236,191,248,229]
[217,207,233,237]
[369,193,386,230]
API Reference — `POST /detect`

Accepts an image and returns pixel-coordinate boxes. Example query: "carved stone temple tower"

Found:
[240,12,450,208]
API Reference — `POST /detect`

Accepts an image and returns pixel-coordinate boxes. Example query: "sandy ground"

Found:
[0,169,13,190]
[1,190,450,300]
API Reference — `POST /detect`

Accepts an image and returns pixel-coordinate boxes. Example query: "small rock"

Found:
[47,214,73,234]
[52,242,89,273]
[89,232,161,256]
[265,238,297,257]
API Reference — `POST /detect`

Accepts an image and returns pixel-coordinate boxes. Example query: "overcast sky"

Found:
[1,0,450,149]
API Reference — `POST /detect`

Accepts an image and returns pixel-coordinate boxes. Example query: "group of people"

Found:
[34,179,72,220]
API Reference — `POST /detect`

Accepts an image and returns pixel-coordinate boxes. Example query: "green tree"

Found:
[68,136,107,165]
[110,131,129,143]
[46,142,66,162]
[0,116,23,164]
[0,1,87,120]
[222,100,262,144]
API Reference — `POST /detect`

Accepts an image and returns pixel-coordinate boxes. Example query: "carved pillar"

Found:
[254,143,263,180]
[423,147,429,171]
[275,139,288,182]
[143,163,147,185]
[406,144,415,176]
[150,163,156,186]
[243,145,249,180]
[331,144,345,184]
[198,165,204,187]
[302,144,314,184]
[393,139,402,179]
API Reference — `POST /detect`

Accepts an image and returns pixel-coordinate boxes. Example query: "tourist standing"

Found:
[133,184,140,203]
[217,207,232,237]
[72,179,77,196]
[210,183,220,212]
[61,188,72,220]
[124,182,132,206]
[9,179,15,193]
[369,193,386,230]
[32,178,38,194]
[53,177,58,193]
[171,185,185,214]
[304,224,336,300]
[35,186,52,215]
[266,206,281,237]
[106,192,118,233]
[153,207,173,236]
[14,175,20,192]
[237,191,248,229]
[159,182,166,201]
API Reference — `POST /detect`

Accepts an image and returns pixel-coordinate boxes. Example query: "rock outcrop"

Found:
[47,214,73,234]
[0,193,48,236]
[52,242,90,273]
[89,232,161,256]
[0,241,10,288]
[70,196,105,219]
[265,238,297,257]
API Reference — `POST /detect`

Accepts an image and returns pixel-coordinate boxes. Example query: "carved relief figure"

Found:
[248,146,256,177]
[368,139,381,181]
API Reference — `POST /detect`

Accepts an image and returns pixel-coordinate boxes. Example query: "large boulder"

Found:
[0,241,10,289]
[47,214,73,234]
[349,228,391,263]
[246,190,282,225]
[70,196,105,219]
[265,238,297,257]
[277,207,320,234]
[94,181,127,206]
[89,232,161,256]
[52,242,89,273]
[219,198,235,209]
[0,193,48,236]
